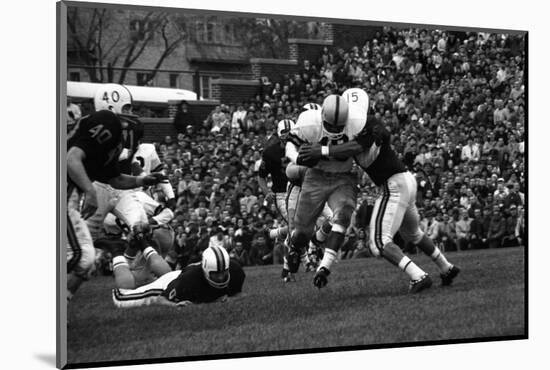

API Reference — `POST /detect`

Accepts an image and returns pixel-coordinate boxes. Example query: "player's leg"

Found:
[152,225,177,269]
[67,190,96,300]
[280,183,300,280]
[289,169,330,273]
[112,270,181,308]
[308,205,333,267]
[369,175,431,293]
[85,182,117,241]
[398,172,459,286]
[113,191,149,231]
[314,175,357,287]
[95,237,137,289]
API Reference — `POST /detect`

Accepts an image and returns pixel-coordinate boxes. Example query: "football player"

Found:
[66,87,166,301]
[112,246,246,308]
[258,119,293,235]
[285,94,364,280]
[298,89,460,293]
[85,84,150,243]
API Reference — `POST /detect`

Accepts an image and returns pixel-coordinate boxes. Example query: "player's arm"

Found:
[257,158,275,202]
[286,141,299,164]
[67,147,98,219]
[108,173,167,190]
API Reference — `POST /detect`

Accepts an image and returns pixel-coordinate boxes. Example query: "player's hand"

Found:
[265,191,276,203]
[81,188,98,220]
[297,144,322,167]
[142,172,168,186]
[313,267,330,289]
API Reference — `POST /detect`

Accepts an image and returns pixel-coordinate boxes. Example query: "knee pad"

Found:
[332,205,355,229]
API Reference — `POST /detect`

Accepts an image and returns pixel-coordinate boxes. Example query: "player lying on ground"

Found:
[297,88,460,293]
[112,246,246,308]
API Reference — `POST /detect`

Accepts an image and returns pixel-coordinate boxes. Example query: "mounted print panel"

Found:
[57,1,527,368]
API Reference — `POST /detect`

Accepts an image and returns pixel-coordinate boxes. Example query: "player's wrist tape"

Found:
[321,146,329,157]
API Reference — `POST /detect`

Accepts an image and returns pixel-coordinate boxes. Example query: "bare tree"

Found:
[67,7,186,84]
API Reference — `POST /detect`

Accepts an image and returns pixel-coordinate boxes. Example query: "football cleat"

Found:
[281,268,296,283]
[287,247,303,274]
[313,267,330,289]
[408,274,433,294]
[440,265,461,286]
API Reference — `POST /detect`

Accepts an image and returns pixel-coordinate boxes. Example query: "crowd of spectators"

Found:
[95,27,527,267]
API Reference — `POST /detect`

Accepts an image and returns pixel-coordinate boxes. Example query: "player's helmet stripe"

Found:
[211,246,225,271]
[374,183,390,250]
[334,96,340,125]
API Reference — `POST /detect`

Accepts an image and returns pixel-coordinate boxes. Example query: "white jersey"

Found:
[290,108,367,173]
[132,143,175,200]
[342,88,369,128]
[133,143,163,175]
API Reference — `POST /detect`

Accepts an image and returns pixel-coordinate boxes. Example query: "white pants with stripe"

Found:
[275,192,289,222]
[369,171,424,257]
[112,270,180,308]
[67,188,95,277]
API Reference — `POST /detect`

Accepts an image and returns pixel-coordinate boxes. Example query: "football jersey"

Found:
[258,135,288,193]
[161,259,245,304]
[118,114,143,175]
[289,108,367,173]
[354,117,406,186]
[67,110,123,187]
[133,143,175,200]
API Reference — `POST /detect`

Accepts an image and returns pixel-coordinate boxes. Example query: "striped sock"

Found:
[430,248,452,273]
[319,248,337,271]
[143,247,158,261]
[112,256,129,271]
[398,256,425,281]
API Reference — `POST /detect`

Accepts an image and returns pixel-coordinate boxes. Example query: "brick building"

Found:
[67,5,383,114]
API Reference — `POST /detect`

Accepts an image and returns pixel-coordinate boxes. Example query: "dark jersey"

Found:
[118,114,144,175]
[258,135,288,193]
[354,117,406,186]
[67,110,123,187]
[162,259,245,304]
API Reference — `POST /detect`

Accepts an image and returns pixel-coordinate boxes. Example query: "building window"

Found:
[195,20,205,42]
[169,74,179,88]
[137,72,154,86]
[69,72,81,81]
[200,76,211,99]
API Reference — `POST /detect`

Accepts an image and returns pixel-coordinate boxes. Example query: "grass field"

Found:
[67,247,526,366]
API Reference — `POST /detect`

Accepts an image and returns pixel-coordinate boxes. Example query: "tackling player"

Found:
[298,88,460,293]
[258,119,293,237]
[112,246,246,308]
[67,97,166,301]
[285,94,364,281]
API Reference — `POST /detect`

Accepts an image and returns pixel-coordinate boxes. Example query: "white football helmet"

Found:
[202,246,230,288]
[94,83,133,114]
[321,94,349,134]
[277,119,295,139]
[302,103,322,111]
